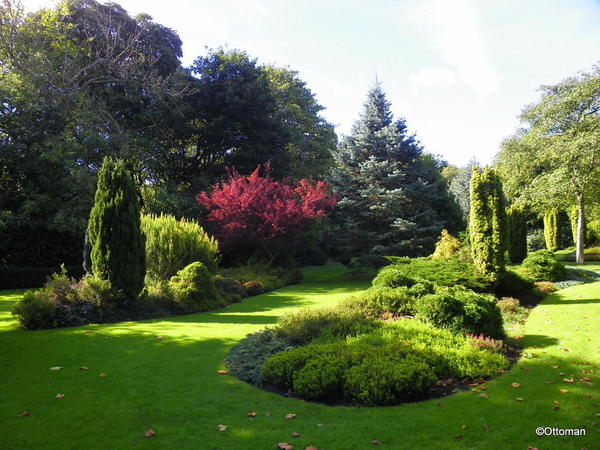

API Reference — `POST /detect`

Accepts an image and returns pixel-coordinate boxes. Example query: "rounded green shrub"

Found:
[372,268,419,288]
[344,286,418,317]
[344,357,436,406]
[416,287,504,339]
[517,250,567,282]
[11,291,56,329]
[292,355,347,401]
[432,229,462,260]
[168,262,224,312]
[214,275,247,303]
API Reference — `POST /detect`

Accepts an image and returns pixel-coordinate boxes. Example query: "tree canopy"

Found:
[496,65,600,263]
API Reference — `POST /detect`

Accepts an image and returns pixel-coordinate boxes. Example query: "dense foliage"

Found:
[0,1,336,270]
[514,250,567,282]
[507,206,527,263]
[543,209,561,252]
[329,83,462,264]
[141,213,219,280]
[197,163,335,264]
[168,262,223,313]
[469,167,507,279]
[431,229,462,260]
[496,66,600,263]
[86,159,146,300]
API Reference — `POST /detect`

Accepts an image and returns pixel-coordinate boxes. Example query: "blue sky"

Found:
[22,0,600,166]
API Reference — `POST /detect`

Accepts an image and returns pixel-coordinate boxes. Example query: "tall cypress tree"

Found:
[543,209,561,252]
[329,82,461,263]
[469,167,507,278]
[507,205,527,263]
[87,158,146,300]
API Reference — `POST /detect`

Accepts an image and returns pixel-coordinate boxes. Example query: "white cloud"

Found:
[409,67,458,89]
[408,0,499,96]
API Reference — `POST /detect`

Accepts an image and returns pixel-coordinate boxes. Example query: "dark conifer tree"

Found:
[87,158,146,300]
[329,82,461,263]
[507,205,527,263]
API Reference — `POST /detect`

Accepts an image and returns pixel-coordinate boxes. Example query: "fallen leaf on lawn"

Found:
[276,443,293,450]
[585,394,593,399]
[285,413,296,419]
[559,389,569,394]
[559,372,565,376]
[552,365,559,369]
[316,423,324,427]
[471,388,479,393]
[50,366,63,371]
[99,373,108,377]
[481,424,489,430]
[479,385,487,390]
[247,411,257,417]
[79,366,88,371]
[19,411,29,417]
[216,424,228,432]
[574,405,583,409]
[304,447,318,450]
[553,401,560,405]
[514,335,524,340]
[291,432,300,437]
[511,383,521,388]
[454,434,462,439]
[55,393,64,399]
[144,429,155,438]
[83,330,92,334]
[563,377,574,383]
[155,336,163,340]
[562,348,570,352]
[479,393,488,398]
[581,376,592,381]
[552,405,560,411]
[217,370,228,375]
[545,381,555,384]
[435,402,444,407]
[371,440,381,445]
[527,447,539,450]
[461,425,468,430]
[516,397,524,401]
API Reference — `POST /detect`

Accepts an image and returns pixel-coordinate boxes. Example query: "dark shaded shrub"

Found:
[213,275,247,303]
[416,287,504,339]
[218,264,300,292]
[243,281,265,296]
[225,329,291,386]
[168,262,224,312]
[494,269,537,301]
[516,250,567,282]
[527,229,546,252]
[11,290,56,329]
[0,265,85,290]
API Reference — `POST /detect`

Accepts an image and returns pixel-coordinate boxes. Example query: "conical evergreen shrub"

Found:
[87,158,146,301]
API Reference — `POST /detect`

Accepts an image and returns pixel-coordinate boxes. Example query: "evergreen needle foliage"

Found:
[141,213,219,280]
[329,82,461,263]
[507,205,527,263]
[543,209,561,252]
[469,167,507,278]
[87,158,146,300]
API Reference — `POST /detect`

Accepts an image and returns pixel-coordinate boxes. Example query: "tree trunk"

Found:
[575,195,585,265]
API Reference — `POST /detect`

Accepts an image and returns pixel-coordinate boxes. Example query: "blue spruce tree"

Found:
[329,82,461,264]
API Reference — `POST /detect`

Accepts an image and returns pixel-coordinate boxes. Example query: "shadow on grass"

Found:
[521,334,559,348]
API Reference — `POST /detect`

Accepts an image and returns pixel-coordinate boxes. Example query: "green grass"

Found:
[1,263,599,449]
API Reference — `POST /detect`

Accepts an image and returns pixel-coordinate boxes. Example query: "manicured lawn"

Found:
[1,264,598,449]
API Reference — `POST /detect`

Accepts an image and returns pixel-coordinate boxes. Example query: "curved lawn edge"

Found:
[0,265,598,449]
